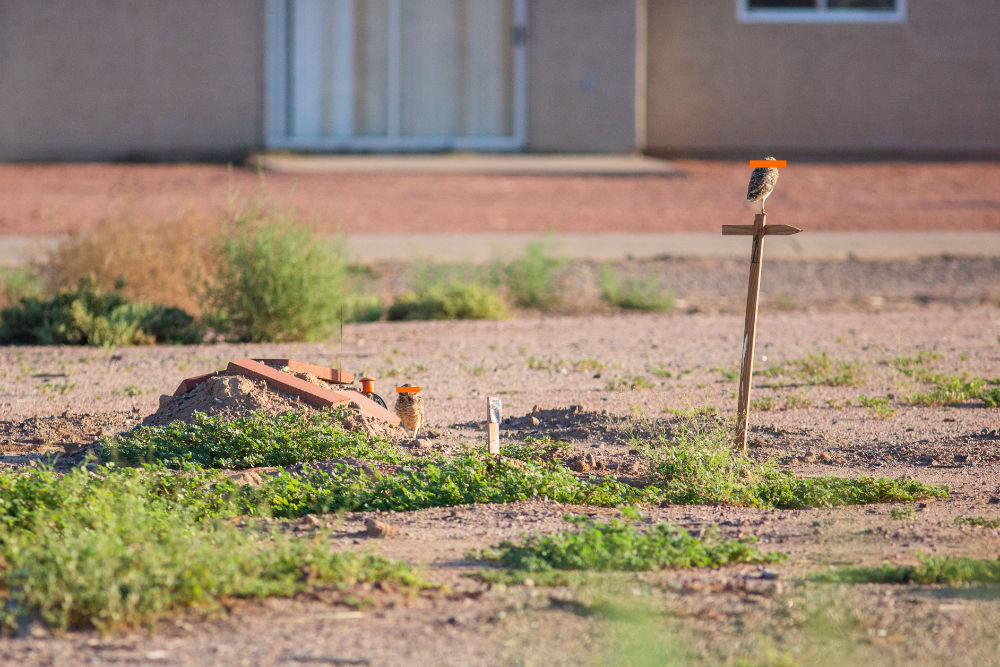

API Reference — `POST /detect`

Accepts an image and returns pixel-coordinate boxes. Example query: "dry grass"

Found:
[40,213,219,314]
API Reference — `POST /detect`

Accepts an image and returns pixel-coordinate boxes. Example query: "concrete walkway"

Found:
[250,152,680,176]
[4,231,999,267]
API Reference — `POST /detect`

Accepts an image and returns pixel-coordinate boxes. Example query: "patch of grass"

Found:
[890,350,941,376]
[635,418,946,509]
[100,409,403,469]
[205,210,348,342]
[890,505,917,521]
[713,366,740,382]
[811,555,1000,585]
[858,394,896,419]
[0,276,202,346]
[387,281,508,320]
[784,352,867,387]
[955,516,1000,528]
[906,373,998,407]
[527,356,607,373]
[607,375,654,390]
[663,406,718,418]
[499,240,566,309]
[597,266,674,312]
[0,466,420,632]
[648,365,673,379]
[470,515,786,573]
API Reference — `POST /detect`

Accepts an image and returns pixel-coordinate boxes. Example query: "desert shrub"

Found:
[598,266,674,311]
[0,466,419,632]
[500,240,566,309]
[343,293,385,323]
[0,265,45,309]
[473,516,785,573]
[387,281,508,320]
[811,555,1000,585]
[101,409,403,469]
[205,212,347,342]
[0,276,202,346]
[41,214,217,314]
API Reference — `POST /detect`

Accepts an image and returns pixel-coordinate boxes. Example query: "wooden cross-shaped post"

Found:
[722,214,802,451]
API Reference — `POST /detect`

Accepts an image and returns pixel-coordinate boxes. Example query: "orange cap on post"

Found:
[359,377,375,394]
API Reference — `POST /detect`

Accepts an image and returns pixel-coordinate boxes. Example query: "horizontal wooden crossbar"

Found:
[721,224,802,236]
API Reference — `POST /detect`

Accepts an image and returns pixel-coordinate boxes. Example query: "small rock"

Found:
[530,416,541,427]
[410,437,431,449]
[303,514,322,526]
[365,518,398,538]
[760,568,779,580]
[988,496,1000,505]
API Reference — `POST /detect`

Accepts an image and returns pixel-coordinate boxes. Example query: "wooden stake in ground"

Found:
[486,397,502,455]
[722,213,802,451]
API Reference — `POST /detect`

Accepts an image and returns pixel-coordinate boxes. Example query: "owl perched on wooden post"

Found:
[394,384,424,438]
[747,156,780,214]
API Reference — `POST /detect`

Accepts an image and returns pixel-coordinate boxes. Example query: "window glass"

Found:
[748,0,816,7]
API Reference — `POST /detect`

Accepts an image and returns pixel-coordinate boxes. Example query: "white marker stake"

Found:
[487,397,501,455]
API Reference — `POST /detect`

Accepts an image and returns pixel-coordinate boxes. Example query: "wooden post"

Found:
[736,213,766,451]
[722,214,802,452]
[487,397,501,455]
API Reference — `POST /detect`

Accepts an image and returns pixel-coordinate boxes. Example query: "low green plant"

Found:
[858,394,896,419]
[471,515,786,573]
[780,352,867,387]
[648,365,673,379]
[500,240,566,309]
[100,409,403,469]
[205,212,347,342]
[607,375,654,390]
[811,555,1000,585]
[0,276,201,346]
[597,266,674,312]
[636,418,946,509]
[955,516,1000,528]
[0,466,419,632]
[387,281,508,320]
[906,373,998,407]
[890,505,917,521]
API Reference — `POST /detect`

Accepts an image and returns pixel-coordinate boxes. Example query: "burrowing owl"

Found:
[394,384,424,438]
[747,156,780,214]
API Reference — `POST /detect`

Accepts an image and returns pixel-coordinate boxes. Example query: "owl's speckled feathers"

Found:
[394,384,424,438]
[747,156,780,214]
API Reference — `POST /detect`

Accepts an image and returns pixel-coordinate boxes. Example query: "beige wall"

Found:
[0,0,265,161]
[526,0,636,152]
[645,0,1000,156]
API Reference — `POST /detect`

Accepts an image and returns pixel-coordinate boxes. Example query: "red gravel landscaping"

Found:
[1,159,997,236]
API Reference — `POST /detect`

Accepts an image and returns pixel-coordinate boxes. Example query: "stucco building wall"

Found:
[525,0,636,152]
[0,0,265,161]
[644,0,1000,156]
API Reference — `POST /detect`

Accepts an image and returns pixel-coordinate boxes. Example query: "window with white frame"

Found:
[737,0,906,23]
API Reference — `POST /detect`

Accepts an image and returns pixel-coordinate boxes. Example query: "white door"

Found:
[266,0,526,151]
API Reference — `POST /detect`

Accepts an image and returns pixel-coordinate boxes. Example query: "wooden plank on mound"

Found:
[227,359,399,425]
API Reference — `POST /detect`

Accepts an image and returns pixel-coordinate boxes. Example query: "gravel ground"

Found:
[1,160,998,236]
[0,295,998,665]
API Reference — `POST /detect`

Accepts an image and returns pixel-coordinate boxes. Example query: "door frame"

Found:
[265,0,527,151]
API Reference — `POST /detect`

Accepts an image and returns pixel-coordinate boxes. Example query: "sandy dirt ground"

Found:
[0,288,998,664]
[1,160,999,236]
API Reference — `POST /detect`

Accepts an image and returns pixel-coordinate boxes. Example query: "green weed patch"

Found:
[472,516,785,574]
[598,266,674,312]
[0,467,420,632]
[387,281,508,320]
[812,555,1000,585]
[956,516,1000,528]
[100,409,403,469]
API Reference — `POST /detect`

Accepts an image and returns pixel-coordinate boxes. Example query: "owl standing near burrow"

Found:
[747,156,780,214]
[394,384,424,438]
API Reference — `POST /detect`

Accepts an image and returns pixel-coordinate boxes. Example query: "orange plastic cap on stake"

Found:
[360,377,375,394]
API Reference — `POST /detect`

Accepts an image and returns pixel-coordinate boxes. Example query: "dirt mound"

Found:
[142,374,404,441]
